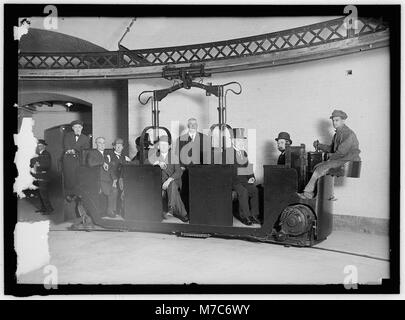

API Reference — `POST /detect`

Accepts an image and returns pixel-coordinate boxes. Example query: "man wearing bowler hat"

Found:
[298,110,361,199]
[62,120,91,196]
[30,139,54,214]
[231,128,261,225]
[148,135,189,222]
[275,132,292,165]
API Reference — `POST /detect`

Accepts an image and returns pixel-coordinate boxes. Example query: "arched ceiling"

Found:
[19,28,108,53]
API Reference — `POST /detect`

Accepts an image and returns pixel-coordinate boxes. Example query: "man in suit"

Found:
[231,128,260,225]
[62,120,91,196]
[275,132,292,165]
[87,137,118,218]
[30,139,54,214]
[175,118,210,166]
[298,110,361,199]
[108,138,130,216]
[175,118,210,211]
[149,135,189,222]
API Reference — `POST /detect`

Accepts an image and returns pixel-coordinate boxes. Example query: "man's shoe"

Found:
[240,217,253,226]
[173,212,189,223]
[250,216,261,224]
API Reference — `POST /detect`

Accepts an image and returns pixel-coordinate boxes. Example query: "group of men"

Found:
[30,109,360,225]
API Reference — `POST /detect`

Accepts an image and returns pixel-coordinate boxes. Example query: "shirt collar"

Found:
[335,124,347,133]
[161,152,168,158]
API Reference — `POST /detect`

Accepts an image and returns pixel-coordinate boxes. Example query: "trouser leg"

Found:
[167,181,187,217]
[38,181,53,211]
[233,183,250,219]
[304,161,345,193]
[107,187,118,215]
[245,183,259,218]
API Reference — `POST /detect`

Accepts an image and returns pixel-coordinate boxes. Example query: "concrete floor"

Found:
[16,198,389,285]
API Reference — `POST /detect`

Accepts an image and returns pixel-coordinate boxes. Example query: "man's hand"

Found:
[248,177,255,184]
[118,178,124,190]
[162,177,173,190]
[103,162,109,171]
[34,161,40,168]
[112,179,117,188]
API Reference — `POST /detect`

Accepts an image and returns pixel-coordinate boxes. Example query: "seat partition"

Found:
[285,144,307,192]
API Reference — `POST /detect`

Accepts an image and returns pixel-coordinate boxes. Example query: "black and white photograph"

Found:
[2,2,401,299]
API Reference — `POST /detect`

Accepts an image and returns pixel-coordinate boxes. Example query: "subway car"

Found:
[67,69,360,247]
[69,135,361,247]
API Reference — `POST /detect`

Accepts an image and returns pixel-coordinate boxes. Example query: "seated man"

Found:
[87,137,118,218]
[298,110,361,199]
[132,132,153,164]
[231,128,260,225]
[148,135,189,222]
[275,132,292,165]
[175,117,209,166]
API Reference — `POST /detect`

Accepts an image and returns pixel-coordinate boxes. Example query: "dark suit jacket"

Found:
[277,152,286,165]
[107,151,127,180]
[87,149,115,195]
[318,124,361,161]
[175,132,209,165]
[148,150,183,188]
[63,131,91,155]
[30,150,52,181]
[233,148,255,186]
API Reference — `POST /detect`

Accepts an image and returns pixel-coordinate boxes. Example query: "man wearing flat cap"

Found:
[298,110,361,199]
[148,135,189,222]
[62,120,91,196]
[275,132,292,165]
[30,139,54,214]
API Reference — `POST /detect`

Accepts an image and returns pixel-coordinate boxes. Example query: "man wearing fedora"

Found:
[231,128,261,225]
[62,120,91,196]
[30,139,54,214]
[298,110,361,199]
[149,135,189,222]
[275,132,293,165]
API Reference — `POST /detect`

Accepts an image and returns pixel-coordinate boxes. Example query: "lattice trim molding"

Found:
[18,17,389,70]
